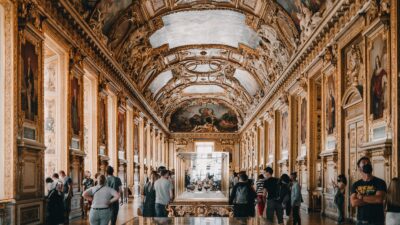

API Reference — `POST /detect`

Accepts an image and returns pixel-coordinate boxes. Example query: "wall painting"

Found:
[118,110,126,152]
[300,98,307,145]
[369,34,388,121]
[326,75,336,134]
[71,76,81,136]
[21,41,39,122]
[99,97,107,146]
[280,111,289,156]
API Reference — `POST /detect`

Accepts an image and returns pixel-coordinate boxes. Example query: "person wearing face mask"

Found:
[351,156,387,225]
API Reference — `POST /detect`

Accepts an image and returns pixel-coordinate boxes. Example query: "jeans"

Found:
[110,202,119,225]
[89,209,111,225]
[155,203,168,217]
[292,205,301,225]
[266,199,283,224]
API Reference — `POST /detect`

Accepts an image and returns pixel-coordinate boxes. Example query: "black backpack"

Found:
[234,185,249,204]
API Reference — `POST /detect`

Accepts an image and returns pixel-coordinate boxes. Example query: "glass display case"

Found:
[174,152,230,202]
[168,152,232,217]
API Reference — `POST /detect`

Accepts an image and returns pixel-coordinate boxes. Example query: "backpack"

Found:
[234,185,249,204]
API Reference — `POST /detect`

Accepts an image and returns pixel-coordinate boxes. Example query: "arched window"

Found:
[195,142,214,153]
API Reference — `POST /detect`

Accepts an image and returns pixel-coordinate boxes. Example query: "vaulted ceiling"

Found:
[79,0,328,132]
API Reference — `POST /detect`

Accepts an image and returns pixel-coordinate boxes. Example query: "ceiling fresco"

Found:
[74,0,332,132]
[169,103,239,133]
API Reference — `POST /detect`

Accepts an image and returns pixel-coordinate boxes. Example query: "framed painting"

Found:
[280,111,289,154]
[19,29,43,142]
[300,98,307,144]
[326,75,336,135]
[70,76,81,136]
[117,110,126,153]
[368,29,389,121]
[98,96,108,147]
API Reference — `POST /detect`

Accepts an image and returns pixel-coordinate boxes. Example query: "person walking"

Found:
[332,174,347,224]
[82,175,120,225]
[142,171,159,217]
[229,173,257,217]
[385,177,400,225]
[290,172,302,225]
[45,177,64,225]
[106,166,123,225]
[59,170,73,224]
[280,174,291,218]
[263,167,283,225]
[154,169,173,217]
[255,174,266,216]
[351,156,387,225]
[82,171,95,219]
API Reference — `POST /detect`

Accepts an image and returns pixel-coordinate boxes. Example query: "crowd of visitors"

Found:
[44,156,400,224]
[45,170,74,225]
[141,166,175,218]
[45,166,124,225]
[228,156,400,225]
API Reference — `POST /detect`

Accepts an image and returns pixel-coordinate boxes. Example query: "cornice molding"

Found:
[239,0,375,134]
[38,0,170,133]
[170,132,240,140]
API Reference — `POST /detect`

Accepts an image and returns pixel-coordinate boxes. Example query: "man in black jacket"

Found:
[263,167,284,225]
[229,173,257,217]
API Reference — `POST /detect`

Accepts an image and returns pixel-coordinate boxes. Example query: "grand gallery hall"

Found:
[0,0,399,225]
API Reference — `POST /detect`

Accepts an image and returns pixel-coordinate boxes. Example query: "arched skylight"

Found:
[150,10,260,49]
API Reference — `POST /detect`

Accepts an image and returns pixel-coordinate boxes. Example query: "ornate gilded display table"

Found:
[167,201,233,217]
[124,217,269,225]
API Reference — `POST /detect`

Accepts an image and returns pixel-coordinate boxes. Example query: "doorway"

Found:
[345,116,363,220]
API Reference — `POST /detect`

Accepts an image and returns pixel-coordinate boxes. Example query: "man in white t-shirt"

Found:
[154,169,173,217]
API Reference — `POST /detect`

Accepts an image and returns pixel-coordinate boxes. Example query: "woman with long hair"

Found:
[142,171,160,217]
[332,174,347,224]
[386,177,400,225]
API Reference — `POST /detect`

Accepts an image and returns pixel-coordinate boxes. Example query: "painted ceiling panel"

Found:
[149,10,260,49]
[233,69,259,96]
[169,103,239,132]
[148,70,173,94]
[182,85,225,94]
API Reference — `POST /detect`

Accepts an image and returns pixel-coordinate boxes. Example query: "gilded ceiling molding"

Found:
[240,0,385,133]
[263,109,274,124]
[37,0,170,133]
[170,132,240,140]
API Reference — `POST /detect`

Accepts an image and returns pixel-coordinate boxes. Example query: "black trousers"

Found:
[233,204,254,217]
[292,205,301,225]
[110,202,119,225]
